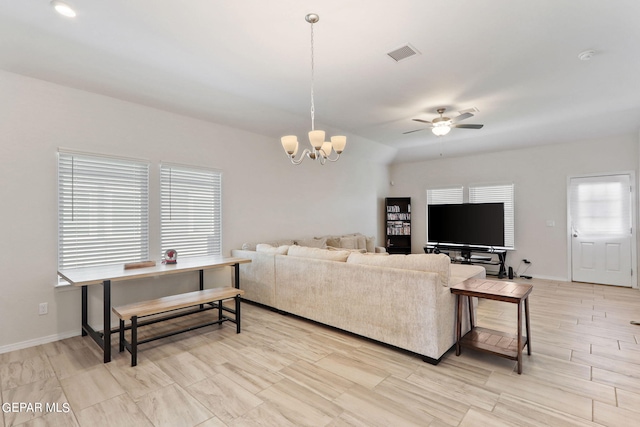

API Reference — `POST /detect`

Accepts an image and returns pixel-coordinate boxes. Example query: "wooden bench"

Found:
[112,287,244,366]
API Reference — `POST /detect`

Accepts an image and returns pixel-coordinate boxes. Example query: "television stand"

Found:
[425,244,508,279]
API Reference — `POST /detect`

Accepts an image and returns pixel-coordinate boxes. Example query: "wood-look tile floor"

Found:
[2,278,640,426]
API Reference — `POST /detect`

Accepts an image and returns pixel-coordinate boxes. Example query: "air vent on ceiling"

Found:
[387,44,420,62]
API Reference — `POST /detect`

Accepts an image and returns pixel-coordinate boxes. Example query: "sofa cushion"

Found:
[327,246,367,254]
[288,245,351,262]
[322,235,342,247]
[339,236,358,250]
[296,237,327,248]
[347,253,451,286]
[242,239,294,250]
[365,236,375,253]
[256,244,290,255]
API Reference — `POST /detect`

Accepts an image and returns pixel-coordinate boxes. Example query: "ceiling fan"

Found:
[404,107,484,136]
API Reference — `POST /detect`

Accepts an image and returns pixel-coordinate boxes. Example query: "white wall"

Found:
[389,135,639,281]
[0,70,393,351]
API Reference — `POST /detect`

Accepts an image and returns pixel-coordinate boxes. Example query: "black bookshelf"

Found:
[385,197,411,254]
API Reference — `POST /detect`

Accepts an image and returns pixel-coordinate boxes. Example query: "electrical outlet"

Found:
[38,302,48,315]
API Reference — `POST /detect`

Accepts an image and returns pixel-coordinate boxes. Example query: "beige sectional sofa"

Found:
[232,242,485,363]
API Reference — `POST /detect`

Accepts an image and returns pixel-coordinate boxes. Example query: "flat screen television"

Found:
[428,203,505,247]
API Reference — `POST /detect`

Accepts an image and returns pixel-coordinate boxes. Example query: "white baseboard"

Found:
[527,274,570,282]
[0,330,80,355]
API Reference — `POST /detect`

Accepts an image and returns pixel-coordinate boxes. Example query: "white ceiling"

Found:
[2,1,640,162]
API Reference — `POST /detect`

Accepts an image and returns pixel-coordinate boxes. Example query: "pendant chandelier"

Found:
[280,13,346,165]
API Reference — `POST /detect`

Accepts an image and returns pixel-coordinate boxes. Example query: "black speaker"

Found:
[508,266,514,279]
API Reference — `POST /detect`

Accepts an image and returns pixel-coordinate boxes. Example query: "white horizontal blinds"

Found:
[161,164,222,257]
[58,152,149,270]
[426,187,463,242]
[426,186,464,205]
[570,175,631,235]
[469,184,515,248]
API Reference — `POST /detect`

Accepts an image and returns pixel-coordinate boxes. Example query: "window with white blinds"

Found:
[58,152,149,270]
[160,164,222,258]
[426,186,464,205]
[469,183,515,249]
[426,187,464,243]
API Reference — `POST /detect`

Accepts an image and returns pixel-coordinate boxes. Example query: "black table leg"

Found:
[81,286,88,336]
[199,269,205,309]
[103,279,111,363]
[234,263,240,289]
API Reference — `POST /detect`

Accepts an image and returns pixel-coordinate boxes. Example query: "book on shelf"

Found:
[387,213,411,220]
[386,222,411,235]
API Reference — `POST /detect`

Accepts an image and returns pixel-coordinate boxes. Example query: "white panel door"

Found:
[569,174,633,287]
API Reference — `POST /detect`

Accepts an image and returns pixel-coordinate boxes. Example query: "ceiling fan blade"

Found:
[412,118,432,124]
[450,112,474,123]
[403,128,427,134]
[452,124,484,129]
[458,107,479,115]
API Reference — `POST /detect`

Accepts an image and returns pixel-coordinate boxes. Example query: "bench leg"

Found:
[218,299,223,322]
[119,319,125,352]
[131,316,138,367]
[235,295,241,334]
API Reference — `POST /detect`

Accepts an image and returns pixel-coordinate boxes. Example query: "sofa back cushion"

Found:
[317,233,376,252]
[287,245,351,262]
[256,244,290,255]
[347,253,451,286]
[296,237,327,248]
[242,239,295,251]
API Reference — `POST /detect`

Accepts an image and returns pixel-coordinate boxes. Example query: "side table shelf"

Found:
[459,326,528,361]
[450,278,532,374]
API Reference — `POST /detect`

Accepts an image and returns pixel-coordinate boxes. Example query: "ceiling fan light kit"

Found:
[280,13,346,165]
[404,107,484,136]
[432,123,452,136]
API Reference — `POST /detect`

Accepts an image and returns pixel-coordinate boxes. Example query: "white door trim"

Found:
[566,171,637,288]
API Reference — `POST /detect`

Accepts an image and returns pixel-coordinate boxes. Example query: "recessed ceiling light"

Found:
[51,1,76,18]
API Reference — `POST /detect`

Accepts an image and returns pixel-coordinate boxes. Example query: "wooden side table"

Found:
[450,278,532,374]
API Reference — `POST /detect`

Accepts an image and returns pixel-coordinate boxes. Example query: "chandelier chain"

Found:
[310,20,315,131]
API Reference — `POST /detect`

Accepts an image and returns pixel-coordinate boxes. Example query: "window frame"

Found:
[57,150,150,272]
[469,183,515,249]
[425,183,515,249]
[160,163,223,259]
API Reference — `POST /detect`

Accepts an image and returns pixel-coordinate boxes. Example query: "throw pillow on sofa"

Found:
[326,246,366,254]
[256,244,290,255]
[339,234,368,251]
[338,236,358,250]
[288,245,351,262]
[242,239,294,251]
[296,237,327,248]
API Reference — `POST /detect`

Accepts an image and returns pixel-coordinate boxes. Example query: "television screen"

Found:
[428,203,505,247]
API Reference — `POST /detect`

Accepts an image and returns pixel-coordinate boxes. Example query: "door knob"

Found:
[573,233,578,237]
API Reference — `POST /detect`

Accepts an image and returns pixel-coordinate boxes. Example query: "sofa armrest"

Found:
[231,249,277,306]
